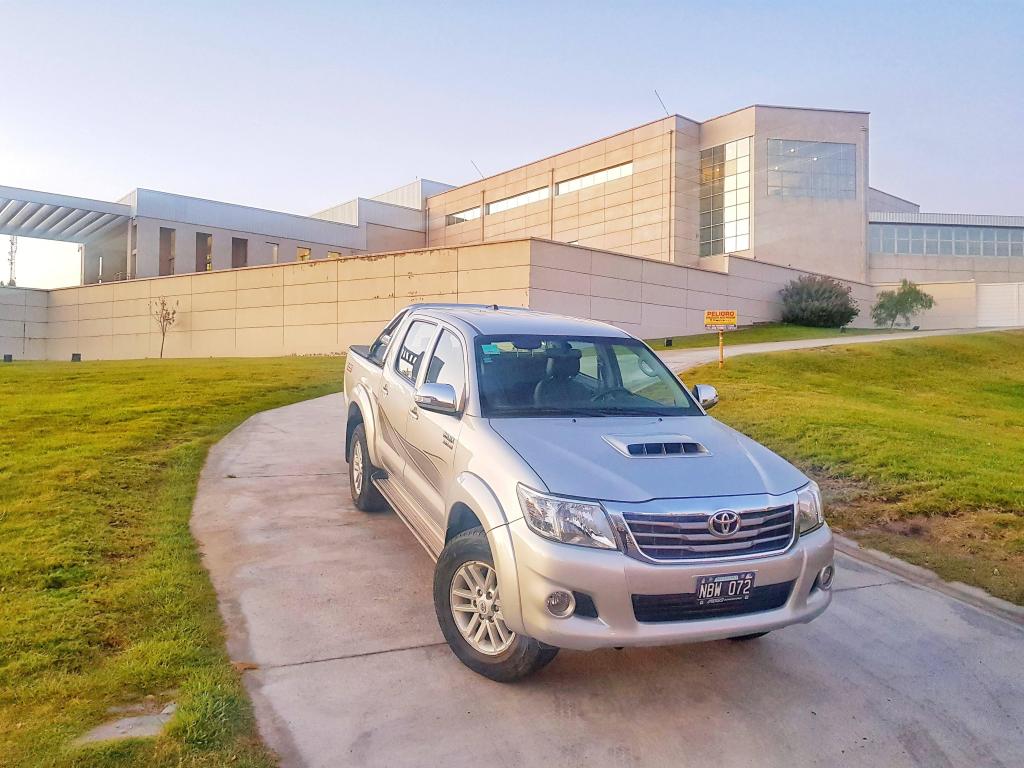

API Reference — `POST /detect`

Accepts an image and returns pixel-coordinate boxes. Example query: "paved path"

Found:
[193,393,1024,768]
[656,327,1012,372]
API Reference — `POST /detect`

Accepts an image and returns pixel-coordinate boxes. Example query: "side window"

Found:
[576,342,599,383]
[395,321,436,382]
[425,330,466,404]
[369,310,407,365]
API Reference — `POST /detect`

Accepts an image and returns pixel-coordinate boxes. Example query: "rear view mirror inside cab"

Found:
[510,336,543,350]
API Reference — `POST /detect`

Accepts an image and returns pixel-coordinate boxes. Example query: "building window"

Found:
[327,250,343,259]
[446,207,481,226]
[159,227,176,276]
[267,242,279,264]
[767,139,856,200]
[232,237,248,268]
[297,246,311,261]
[196,232,213,272]
[869,224,1024,257]
[699,138,750,257]
[556,162,633,196]
[486,187,550,215]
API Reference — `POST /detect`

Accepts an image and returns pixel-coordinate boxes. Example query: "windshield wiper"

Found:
[587,407,685,417]
[489,407,609,418]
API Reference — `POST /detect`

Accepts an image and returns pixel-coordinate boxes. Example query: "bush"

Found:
[779,274,860,328]
[871,280,935,328]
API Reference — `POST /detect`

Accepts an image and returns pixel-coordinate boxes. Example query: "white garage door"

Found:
[977,283,1022,327]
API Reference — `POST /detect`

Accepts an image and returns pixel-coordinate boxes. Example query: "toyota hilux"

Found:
[343,304,833,681]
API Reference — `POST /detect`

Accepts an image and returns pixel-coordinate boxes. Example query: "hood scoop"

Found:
[602,434,711,458]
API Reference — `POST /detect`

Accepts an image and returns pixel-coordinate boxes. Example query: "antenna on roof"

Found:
[470,160,485,179]
[654,89,670,117]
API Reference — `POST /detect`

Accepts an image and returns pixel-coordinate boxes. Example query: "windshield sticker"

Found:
[481,343,501,355]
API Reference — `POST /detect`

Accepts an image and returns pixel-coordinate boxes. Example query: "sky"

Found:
[2,0,1022,288]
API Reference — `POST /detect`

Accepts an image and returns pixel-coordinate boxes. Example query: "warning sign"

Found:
[704,310,738,329]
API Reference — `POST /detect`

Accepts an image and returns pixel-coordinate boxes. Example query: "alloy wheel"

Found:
[450,560,515,655]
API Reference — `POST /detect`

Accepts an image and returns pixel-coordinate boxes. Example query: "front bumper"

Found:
[507,517,833,650]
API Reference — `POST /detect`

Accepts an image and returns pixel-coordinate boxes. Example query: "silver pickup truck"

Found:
[343,304,833,681]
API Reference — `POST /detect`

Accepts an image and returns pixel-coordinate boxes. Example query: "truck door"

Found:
[403,327,467,531]
[375,319,437,480]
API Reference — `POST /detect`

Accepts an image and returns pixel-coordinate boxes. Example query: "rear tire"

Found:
[348,423,386,512]
[434,527,558,682]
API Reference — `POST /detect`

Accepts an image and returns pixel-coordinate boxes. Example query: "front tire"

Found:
[348,423,386,511]
[434,528,558,682]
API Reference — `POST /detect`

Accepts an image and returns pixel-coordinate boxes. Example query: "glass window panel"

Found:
[737,203,749,220]
[996,229,1010,242]
[736,219,749,236]
[996,242,1009,257]
[712,224,724,239]
[882,236,896,254]
[1009,230,1023,242]
[699,240,713,257]
[725,141,737,161]
[735,234,749,250]
[925,240,939,255]
[724,159,737,175]
[724,221,737,237]
[982,241,995,256]
[735,171,749,189]
[712,194,724,210]
[712,239,723,252]
[713,145,725,163]
[700,196,712,213]
[700,212,713,227]
[712,209,723,225]
[954,239,967,255]
[724,175,736,193]
[723,206,736,223]
[735,187,749,204]
[939,241,952,255]
[735,137,750,157]
[910,240,924,254]
[723,236,737,251]
[1011,243,1024,257]
[723,190,736,207]
[736,156,749,174]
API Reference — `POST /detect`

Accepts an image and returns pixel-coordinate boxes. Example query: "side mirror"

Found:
[692,384,719,411]
[415,383,460,415]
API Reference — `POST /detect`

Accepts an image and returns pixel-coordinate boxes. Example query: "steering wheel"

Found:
[591,387,631,402]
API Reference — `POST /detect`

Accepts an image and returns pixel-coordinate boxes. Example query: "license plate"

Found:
[696,571,756,605]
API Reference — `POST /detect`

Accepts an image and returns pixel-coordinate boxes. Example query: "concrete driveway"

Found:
[657,327,1012,373]
[192,393,1024,768]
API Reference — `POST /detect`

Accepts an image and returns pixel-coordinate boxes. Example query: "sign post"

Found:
[703,310,738,369]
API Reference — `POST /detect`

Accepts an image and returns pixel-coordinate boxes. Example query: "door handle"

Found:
[381,382,389,397]
[409,406,419,420]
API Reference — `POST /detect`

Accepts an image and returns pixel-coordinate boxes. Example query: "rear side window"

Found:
[425,329,467,404]
[395,321,436,382]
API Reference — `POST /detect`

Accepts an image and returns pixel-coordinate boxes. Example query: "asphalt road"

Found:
[192,392,1024,768]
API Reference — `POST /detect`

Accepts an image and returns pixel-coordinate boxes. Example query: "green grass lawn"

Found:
[646,322,892,351]
[0,357,345,768]
[683,330,1024,604]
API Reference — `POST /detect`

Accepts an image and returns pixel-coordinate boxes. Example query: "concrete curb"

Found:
[834,534,1024,628]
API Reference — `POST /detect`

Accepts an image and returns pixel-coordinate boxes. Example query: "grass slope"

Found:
[0,357,345,767]
[683,331,1024,604]
[646,323,890,351]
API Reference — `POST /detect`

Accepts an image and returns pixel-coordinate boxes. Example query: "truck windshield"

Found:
[474,335,700,418]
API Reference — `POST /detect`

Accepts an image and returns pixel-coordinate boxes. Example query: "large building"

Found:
[1,105,1022,360]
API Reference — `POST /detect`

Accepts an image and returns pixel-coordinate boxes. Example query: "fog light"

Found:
[545,590,575,618]
[818,564,835,590]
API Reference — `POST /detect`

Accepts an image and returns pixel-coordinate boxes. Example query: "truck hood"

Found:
[489,416,807,502]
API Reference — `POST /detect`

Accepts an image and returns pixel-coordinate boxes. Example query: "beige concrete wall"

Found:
[426,117,700,264]
[14,238,996,361]
[873,280,979,330]
[869,253,1024,284]
[42,242,531,360]
[0,287,48,359]
[527,241,878,339]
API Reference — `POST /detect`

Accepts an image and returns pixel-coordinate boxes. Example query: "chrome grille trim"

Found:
[612,502,797,563]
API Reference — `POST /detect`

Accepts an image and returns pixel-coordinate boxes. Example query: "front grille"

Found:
[622,504,795,561]
[632,581,794,623]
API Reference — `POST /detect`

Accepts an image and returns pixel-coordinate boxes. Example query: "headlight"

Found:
[516,485,618,550]
[796,481,824,535]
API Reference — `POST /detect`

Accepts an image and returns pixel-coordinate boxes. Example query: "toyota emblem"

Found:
[707,509,741,538]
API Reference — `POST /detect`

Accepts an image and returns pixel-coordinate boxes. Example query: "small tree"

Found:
[151,297,179,358]
[779,274,860,328]
[871,280,934,329]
